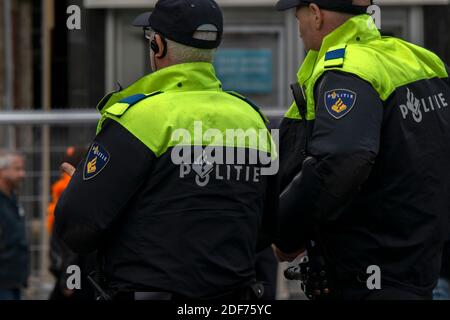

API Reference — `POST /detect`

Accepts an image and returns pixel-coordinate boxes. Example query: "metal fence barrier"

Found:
[0,110,100,299]
[0,109,305,300]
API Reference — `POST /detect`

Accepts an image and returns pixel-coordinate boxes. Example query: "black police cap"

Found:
[276,0,371,15]
[133,0,223,50]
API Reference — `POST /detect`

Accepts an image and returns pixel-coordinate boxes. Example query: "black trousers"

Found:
[337,285,432,300]
[113,288,259,301]
[255,247,278,300]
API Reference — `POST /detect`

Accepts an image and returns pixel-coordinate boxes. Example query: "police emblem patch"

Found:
[83,143,110,180]
[324,89,357,119]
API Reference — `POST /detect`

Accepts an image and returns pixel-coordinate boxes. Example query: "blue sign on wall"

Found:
[214,49,273,94]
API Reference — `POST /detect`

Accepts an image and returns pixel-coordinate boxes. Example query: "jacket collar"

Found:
[98,62,222,113]
[143,62,222,93]
[319,14,380,58]
[298,14,380,84]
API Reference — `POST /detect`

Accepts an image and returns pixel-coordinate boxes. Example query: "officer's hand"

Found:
[62,288,75,298]
[61,162,76,177]
[272,244,306,262]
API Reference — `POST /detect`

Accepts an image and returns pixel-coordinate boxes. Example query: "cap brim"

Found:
[132,12,152,27]
[275,0,303,11]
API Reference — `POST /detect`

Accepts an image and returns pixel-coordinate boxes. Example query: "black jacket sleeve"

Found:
[446,63,450,87]
[256,172,279,252]
[276,71,383,253]
[55,119,154,254]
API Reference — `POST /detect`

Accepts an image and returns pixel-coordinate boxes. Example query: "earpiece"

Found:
[151,34,168,58]
[151,39,160,54]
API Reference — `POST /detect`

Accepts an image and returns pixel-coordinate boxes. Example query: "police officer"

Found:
[273,0,450,300]
[0,150,28,300]
[55,0,277,300]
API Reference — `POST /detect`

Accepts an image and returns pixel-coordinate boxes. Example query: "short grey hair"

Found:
[0,150,21,170]
[167,31,218,64]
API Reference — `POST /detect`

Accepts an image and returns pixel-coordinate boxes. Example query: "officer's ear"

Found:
[154,34,167,59]
[309,3,324,30]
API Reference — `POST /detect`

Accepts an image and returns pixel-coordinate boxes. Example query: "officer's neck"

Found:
[153,57,172,72]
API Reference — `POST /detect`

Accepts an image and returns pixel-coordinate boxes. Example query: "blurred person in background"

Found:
[46,147,83,235]
[0,150,28,300]
[47,146,96,300]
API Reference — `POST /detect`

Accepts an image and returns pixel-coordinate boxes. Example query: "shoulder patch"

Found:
[83,143,111,180]
[119,94,147,105]
[324,89,357,119]
[325,48,346,61]
[105,92,163,118]
[324,45,346,68]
